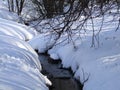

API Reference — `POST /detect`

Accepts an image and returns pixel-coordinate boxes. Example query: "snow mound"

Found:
[53,30,120,90]
[0,34,51,90]
[0,1,51,88]
[28,14,120,90]
[0,18,38,40]
[28,33,56,53]
[0,1,38,41]
[0,1,19,21]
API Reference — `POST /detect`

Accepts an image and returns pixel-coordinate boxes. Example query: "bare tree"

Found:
[15,0,25,15]
[7,0,14,12]
[26,0,120,48]
[7,0,25,15]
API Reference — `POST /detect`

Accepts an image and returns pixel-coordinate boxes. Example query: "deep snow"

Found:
[29,12,120,90]
[1,0,120,90]
[0,1,51,90]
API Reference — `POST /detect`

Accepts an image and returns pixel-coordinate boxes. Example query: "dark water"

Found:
[49,78,81,90]
[39,54,83,90]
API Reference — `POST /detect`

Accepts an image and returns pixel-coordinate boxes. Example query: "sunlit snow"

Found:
[29,13,120,90]
[1,0,120,90]
[0,1,51,90]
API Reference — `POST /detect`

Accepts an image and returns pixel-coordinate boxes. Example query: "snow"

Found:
[50,53,59,60]
[0,1,51,90]
[1,0,120,90]
[29,13,120,90]
[0,1,19,21]
[0,1,38,41]
[0,18,38,40]
[28,33,56,53]
[0,35,51,90]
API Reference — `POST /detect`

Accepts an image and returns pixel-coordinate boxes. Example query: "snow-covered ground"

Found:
[29,11,120,90]
[1,0,120,90]
[0,18,38,40]
[0,1,18,21]
[0,35,51,90]
[0,1,51,90]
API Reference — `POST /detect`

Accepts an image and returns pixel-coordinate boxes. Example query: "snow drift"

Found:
[0,35,51,90]
[29,14,120,90]
[0,2,51,89]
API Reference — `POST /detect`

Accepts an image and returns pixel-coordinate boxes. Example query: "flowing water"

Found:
[39,54,83,90]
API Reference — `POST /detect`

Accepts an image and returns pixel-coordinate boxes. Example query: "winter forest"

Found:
[0,0,120,90]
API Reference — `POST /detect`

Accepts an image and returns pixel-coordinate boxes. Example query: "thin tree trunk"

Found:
[7,0,10,11]
[19,0,24,15]
[16,0,19,15]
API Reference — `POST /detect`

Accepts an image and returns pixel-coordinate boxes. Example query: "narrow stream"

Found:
[39,54,83,90]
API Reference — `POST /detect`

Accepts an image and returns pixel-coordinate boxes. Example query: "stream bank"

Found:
[39,54,83,90]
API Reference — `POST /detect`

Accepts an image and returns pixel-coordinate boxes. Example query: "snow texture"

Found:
[0,1,51,90]
[0,18,38,41]
[0,35,51,90]
[29,13,120,90]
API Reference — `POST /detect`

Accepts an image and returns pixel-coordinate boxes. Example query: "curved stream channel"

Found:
[39,54,83,90]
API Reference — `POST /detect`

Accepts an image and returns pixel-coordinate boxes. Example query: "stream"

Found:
[39,54,83,90]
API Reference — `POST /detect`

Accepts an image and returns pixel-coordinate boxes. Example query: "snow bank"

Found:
[0,1,51,89]
[0,18,38,40]
[0,20,51,90]
[50,30,120,90]
[0,0,38,41]
[29,13,120,90]
[0,1,19,21]
[28,33,57,53]
[0,35,51,90]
